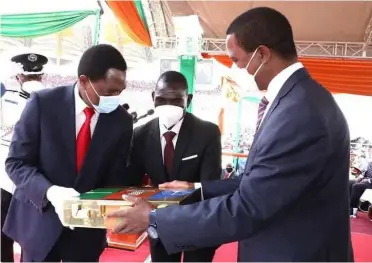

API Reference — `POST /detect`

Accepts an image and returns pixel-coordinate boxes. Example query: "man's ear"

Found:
[15,75,22,84]
[79,75,89,85]
[151,91,155,102]
[187,94,193,107]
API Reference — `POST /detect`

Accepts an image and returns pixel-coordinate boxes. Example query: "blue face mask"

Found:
[86,80,120,114]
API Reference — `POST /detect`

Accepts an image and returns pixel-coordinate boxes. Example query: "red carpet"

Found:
[14,214,372,262]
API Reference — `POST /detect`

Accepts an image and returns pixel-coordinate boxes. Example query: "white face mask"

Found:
[242,47,264,91]
[21,80,45,93]
[86,80,120,114]
[155,105,184,129]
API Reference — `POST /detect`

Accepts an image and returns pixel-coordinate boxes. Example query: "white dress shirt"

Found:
[74,85,99,137]
[159,118,184,162]
[260,62,304,126]
[158,118,202,190]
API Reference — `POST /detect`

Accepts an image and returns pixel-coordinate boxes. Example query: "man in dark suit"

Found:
[107,7,353,262]
[127,70,221,262]
[3,44,133,262]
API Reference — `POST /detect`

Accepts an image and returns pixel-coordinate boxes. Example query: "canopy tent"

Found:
[158,1,372,57]
[0,0,102,67]
[108,0,372,96]
[164,1,372,42]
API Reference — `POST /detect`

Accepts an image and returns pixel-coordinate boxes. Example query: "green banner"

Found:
[134,0,150,33]
[0,10,96,38]
[179,56,197,113]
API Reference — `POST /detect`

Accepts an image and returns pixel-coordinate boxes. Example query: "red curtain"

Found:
[106,1,152,47]
[202,53,372,96]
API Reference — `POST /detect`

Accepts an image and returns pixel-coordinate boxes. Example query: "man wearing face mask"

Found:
[1,52,48,263]
[106,7,352,262]
[3,44,133,262]
[126,70,221,262]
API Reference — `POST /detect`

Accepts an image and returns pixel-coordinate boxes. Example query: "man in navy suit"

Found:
[107,7,353,262]
[3,44,133,262]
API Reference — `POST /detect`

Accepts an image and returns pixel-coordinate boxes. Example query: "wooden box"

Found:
[107,232,148,251]
[61,187,200,229]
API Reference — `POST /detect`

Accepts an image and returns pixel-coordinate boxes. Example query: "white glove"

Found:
[46,185,80,229]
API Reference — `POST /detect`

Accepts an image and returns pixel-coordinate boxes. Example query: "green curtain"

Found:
[134,0,150,33]
[179,56,197,113]
[0,10,96,38]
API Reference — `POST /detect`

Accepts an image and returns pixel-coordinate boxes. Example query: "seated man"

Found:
[350,162,372,217]
[127,71,221,262]
[349,157,368,191]
[222,163,238,179]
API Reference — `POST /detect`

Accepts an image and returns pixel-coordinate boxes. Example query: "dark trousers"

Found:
[150,238,216,262]
[21,228,105,262]
[350,180,372,208]
[1,189,14,262]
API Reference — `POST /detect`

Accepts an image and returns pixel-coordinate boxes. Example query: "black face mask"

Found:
[226,168,233,173]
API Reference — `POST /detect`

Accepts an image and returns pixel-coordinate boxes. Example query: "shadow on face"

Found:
[79,68,126,106]
[152,78,191,109]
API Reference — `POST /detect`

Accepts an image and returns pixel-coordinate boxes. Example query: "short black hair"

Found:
[77,44,127,81]
[226,7,297,59]
[157,71,188,90]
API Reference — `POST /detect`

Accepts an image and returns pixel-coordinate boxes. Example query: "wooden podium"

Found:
[107,175,152,251]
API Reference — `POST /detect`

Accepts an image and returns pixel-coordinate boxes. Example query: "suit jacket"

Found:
[127,113,221,186]
[3,85,133,261]
[155,68,353,261]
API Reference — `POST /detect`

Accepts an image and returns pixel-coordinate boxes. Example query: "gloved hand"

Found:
[46,185,80,229]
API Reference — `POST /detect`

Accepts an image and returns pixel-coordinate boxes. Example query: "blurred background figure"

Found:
[222,163,237,179]
[11,52,48,99]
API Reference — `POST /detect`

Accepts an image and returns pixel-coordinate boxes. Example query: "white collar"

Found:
[74,84,89,115]
[265,62,303,103]
[159,117,184,137]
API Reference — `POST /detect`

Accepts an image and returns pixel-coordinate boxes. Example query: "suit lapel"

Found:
[57,85,77,176]
[172,113,193,179]
[147,119,168,183]
[74,111,120,186]
[251,68,310,149]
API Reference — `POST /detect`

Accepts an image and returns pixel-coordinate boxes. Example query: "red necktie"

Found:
[256,96,269,132]
[76,107,95,172]
[163,131,176,176]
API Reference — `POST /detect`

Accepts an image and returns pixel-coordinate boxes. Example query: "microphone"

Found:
[122,103,130,110]
[130,111,138,120]
[122,103,137,119]
[133,109,155,124]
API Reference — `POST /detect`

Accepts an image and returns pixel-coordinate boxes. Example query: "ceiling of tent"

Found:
[162,1,372,42]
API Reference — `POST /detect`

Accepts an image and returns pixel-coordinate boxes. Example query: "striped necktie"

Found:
[256,96,269,132]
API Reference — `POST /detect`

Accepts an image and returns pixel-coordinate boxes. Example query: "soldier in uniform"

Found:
[11,52,48,98]
[1,52,48,262]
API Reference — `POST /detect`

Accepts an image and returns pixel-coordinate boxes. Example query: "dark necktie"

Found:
[256,96,269,132]
[76,107,95,172]
[163,131,176,176]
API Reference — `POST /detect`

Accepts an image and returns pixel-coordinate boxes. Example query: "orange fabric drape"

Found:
[202,53,372,96]
[202,53,233,68]
[106,0,152,47]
